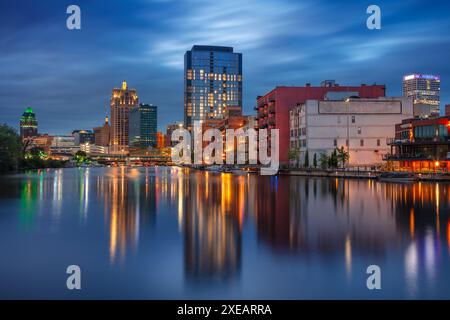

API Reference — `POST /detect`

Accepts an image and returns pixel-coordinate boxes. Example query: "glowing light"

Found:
[345,235,352,277]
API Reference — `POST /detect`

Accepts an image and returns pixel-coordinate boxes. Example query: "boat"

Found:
[378,172,416,183]
[205,165,222,172]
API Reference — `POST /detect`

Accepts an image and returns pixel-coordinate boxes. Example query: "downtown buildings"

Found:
[402,74,440,116]
[20,107,38,139]
[130,103,157,148]
[110,81,139,154]
[93,116,111,147]
[257,81,386,165]
[184,45,242,131]
[384,109,450,172]
[289,97,414,167]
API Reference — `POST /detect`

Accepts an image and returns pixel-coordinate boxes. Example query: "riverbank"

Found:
[280,168,450,182]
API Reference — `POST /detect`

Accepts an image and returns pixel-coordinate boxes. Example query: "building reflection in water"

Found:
[181,171,242,282]
[11,167,450,289]
[99,167,157,265]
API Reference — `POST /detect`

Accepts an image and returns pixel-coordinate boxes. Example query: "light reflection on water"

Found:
[0,167,449,299]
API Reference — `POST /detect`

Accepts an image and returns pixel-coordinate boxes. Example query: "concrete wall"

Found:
[292,97,414,166]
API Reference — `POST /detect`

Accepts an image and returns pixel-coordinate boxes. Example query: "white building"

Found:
[289,97,414,167]
[50,135,79,155]
[80,143,109,155]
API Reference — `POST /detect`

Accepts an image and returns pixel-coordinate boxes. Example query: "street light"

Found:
[345,98,350,161]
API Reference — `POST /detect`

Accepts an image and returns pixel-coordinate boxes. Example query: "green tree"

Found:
[288,147,300,167]
[313,153,317,168]
[336,146,349,167]
[319,152,329,169]
[74,150,88,164]
[328,149,338,168]
[303,150,309,168]
[0,124,21,172]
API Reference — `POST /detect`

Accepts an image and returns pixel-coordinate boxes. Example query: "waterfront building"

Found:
[384,115,450,171]
[72,130,94,145]
[24,134,53,155]
[93,116,110,147]
[184,45,242,131]
[80,143,108,155]
[402,74,440,116]
[289,97,414,167]
[50,135,79,156]
[110,81,139,154]
[20,107,38,139]
[129,103,157,148]
[257,81,386,164]
[165,122,183,147]
[156,132,165,149]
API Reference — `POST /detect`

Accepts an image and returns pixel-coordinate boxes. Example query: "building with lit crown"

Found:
[20,107,38,139]
[110,81,138,154]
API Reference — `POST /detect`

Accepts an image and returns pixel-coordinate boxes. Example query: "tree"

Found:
[319,152,329,169]
[303,150,309,168]
[26,146,47,160]
[288,147,300,167]
[74,150,88,164]
[336,146,349,167]
[328,149,338,168]
[313,153,317,168]
[0,124,21,172]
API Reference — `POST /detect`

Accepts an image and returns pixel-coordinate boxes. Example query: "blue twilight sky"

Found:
[1,0,449,134]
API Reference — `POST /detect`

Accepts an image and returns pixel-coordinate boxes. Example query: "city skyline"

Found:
[1,0,450,135]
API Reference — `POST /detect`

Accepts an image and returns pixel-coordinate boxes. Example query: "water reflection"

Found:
[3,167,450,297]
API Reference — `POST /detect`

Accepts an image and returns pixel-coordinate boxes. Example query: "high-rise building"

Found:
[93,116,111,147]
[20,107,38,139]
[129,103,157,148]
[110,81,138,154]
[402,74,440,116]
[257,81,386,164]
[184,45,242,131]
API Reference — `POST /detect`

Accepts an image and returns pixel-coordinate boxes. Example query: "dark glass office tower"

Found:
[184,45,242,130]
[130,103,157,148]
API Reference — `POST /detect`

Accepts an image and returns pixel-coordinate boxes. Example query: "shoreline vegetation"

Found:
[2,124,449,181]
[0,124,71,174]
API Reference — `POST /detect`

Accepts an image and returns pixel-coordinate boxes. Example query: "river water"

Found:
[0,167,449,299]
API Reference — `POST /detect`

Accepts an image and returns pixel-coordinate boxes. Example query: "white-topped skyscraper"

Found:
[402,74,440,116]
[184,45,242,131]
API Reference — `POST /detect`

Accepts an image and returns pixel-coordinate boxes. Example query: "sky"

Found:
[1,0,450,134]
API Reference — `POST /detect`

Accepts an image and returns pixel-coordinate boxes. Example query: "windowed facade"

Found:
[130,103,157,148]
[184,46,242,130]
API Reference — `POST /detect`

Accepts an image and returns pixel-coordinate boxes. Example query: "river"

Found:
[0,167,449,299]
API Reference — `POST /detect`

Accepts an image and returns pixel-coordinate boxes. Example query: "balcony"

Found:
[387,137,450,146]
[383,153,433,161]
